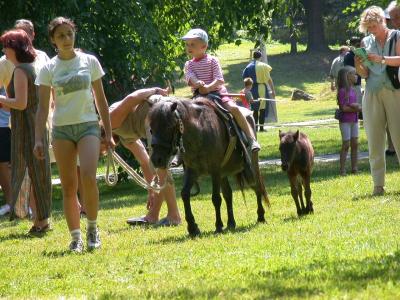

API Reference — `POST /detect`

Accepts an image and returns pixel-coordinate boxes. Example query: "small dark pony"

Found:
[279,130,314,216]
[149,97,269,236]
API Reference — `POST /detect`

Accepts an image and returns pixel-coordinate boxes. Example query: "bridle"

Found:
[151,109,185,160]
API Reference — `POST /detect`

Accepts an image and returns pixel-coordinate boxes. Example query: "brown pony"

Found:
[279,130,314,216]
[149,97,269,236]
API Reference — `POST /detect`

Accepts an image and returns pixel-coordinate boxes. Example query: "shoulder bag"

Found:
[386,30,400,89]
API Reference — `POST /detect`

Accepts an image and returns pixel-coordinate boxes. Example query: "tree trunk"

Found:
[289,27,298,54]
[258,34,269,64]
[301,0,329,52]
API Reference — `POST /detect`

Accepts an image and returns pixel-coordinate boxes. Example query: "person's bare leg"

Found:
[350,137,358,173]
[77,135,100,222]
[340,140,350,175]
[125,140,161,222]
[53,140,80,231]
[162,183,181,223]
[76,165,85,214]
[0,162,12,206]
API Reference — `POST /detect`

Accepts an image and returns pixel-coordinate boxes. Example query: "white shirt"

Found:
[0,55,14,89]
[0,50,49,90]
[36,51,105,126]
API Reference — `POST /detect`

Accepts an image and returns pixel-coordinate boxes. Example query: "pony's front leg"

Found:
[303,174,313,214]
[181,169,200,236]
[211,174,224,233]
[289,175,302,216]
[297,179,306,214]
[221,177,236,230]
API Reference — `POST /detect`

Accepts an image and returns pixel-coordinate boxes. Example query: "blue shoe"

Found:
[154,217,181,227]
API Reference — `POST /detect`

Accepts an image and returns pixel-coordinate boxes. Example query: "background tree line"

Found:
[0,0,394,100]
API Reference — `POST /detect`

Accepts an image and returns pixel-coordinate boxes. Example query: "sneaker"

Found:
[69,239,84,253]
[87,229,101,250]
[126,215,152,226]
[0,204,10,216]
[250,139,261,152]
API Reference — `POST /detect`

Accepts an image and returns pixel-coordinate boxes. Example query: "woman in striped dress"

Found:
[0,29,51,233]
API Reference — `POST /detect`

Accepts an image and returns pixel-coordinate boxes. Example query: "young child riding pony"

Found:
[182,28,260,152]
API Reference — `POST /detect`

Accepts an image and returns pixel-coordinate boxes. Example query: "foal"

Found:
[279,130,314,216]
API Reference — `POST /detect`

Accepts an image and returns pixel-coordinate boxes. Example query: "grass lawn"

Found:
[1,160,399,299]
[1,41,399,299]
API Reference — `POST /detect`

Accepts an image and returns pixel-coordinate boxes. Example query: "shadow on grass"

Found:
[149,222,262,245]
[352,190,400,202]
[149,250,400,299]
[251,250,400,299]
[0,232,37,243]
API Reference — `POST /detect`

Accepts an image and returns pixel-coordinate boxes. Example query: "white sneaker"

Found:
[69,239,84,253]
[87,229,101,250]
[0,204,10,216]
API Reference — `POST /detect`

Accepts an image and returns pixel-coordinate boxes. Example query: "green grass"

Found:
[1,160,399,299]
[1,41,400,299]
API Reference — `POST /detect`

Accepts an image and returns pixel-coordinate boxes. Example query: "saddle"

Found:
[194,92,253,169]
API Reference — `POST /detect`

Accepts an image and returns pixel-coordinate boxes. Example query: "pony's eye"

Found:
[149,129,153,134]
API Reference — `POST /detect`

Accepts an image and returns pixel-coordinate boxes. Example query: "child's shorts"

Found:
[339,122,359,141]
[0,127,11,162]
[52,121,100,144]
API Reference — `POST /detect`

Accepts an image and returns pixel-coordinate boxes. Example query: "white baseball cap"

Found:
[181,28,208,45]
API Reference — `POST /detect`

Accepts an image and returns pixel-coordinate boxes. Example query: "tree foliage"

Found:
[344,0,394,31]
[1,0,280,100]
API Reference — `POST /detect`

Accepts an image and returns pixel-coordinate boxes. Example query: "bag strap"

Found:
[389,30,399,56]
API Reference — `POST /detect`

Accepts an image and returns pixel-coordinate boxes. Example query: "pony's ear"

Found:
[279,130,284,139]
[294,130,299,141]
[170,102,178,112]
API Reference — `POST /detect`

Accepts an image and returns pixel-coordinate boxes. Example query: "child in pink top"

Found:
[182,28,260,152]
[336,66,361,175]
[238,77,254,109]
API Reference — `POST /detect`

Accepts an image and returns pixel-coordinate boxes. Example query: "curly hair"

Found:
[0,29,36,63]
[359,6,386,33]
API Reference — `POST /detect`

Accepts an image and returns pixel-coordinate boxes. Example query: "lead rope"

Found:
[105,149,172,193]
[105,149,118,186]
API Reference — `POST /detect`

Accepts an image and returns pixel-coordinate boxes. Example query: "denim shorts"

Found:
[52,121,100,143]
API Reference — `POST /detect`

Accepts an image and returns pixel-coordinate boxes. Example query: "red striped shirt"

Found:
[184,54,227,93]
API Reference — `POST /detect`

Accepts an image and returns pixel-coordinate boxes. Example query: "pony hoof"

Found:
[188,226,201,237]
[227,222,236,230]
[214,227,224,234]
[257,217,266,223]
